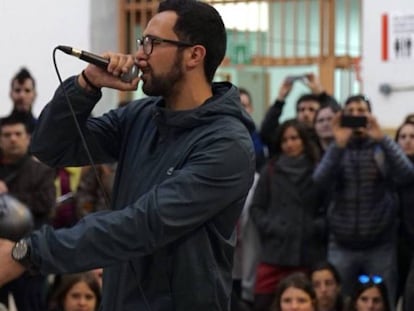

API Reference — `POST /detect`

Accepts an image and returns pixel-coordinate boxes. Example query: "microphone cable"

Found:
[52,47,153,311]
[52,47,111,209]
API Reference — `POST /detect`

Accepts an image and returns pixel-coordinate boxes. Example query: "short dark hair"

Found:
[158,0,226,83]
[344,94,372,112]
[313,103,341,126]
[11,67,36,89]
[0,115,29,134]
[310,261,344,311]
[296,94,322,112]
[273,272,317,311]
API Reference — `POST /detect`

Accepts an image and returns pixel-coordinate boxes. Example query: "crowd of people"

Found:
[0,0,413,311]
[232,75,414,311]
[0,68,107,311]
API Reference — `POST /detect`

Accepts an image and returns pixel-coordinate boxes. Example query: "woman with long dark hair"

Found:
[251,119,325,311]
[348,275,390,311]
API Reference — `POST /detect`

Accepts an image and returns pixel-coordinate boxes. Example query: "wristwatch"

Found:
[11,238,34,270]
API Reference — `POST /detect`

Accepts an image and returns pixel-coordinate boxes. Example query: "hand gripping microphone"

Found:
[57,45,139,82]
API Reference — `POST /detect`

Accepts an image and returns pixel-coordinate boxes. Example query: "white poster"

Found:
[389,12,414,60]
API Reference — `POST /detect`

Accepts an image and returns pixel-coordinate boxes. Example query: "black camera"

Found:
[340,115,367,128]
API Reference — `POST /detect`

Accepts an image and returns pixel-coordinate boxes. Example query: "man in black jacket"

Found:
[0,116,56,311]
[313,95,414,309]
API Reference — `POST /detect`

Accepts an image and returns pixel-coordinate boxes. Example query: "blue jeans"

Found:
[328,236,397,311]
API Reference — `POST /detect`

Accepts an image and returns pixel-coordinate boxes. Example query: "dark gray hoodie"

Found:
[29,76,255,311]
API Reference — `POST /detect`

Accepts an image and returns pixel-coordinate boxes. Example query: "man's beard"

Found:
[142,50,184,98]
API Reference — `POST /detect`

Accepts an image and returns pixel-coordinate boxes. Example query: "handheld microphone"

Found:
[57,45,139,83]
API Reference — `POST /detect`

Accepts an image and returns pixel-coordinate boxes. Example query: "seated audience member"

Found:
[310,261,346,311]
[48,271,101,311]
[347,275,390,311]
[272,272,317,311]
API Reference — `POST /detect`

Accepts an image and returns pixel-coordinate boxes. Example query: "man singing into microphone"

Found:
[0,0,255,310]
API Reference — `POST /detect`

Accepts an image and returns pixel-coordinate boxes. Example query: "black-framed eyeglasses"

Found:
[137,35,194,56]
[358,274,383,284]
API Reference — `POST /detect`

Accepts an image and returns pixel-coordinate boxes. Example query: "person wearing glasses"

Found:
[313,95,414,311]
[348,275,390,311]
[0,0,255,310]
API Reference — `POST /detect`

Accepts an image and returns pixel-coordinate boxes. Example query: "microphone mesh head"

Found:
[120,65,139,83]
[0,194,34,241]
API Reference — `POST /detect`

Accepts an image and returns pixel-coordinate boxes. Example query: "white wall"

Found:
[0,0,91,118]
[362,0,414,128]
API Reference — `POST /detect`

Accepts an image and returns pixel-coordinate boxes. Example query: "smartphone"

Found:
[340,115,367,128]
[285,75,305,83]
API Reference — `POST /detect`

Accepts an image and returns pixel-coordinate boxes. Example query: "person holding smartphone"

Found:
[312,95,414,311]
[260,73,339,157]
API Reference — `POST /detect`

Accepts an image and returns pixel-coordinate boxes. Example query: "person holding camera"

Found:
[260,73,338,157]
[312,95,414,310]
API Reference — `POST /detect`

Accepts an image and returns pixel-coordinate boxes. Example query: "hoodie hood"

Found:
[151,82,256,134]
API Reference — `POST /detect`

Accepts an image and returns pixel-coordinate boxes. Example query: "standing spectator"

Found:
[260,73,337,157]
[251,119,325,311]
[313,95,414,309]
[347,275,390,311]
[0,116,56,311]
[239,87,267,172]
[8,67,38,133]
[272,272,317,311]
[231,87,267,310]
[310,261,346,311]
[394,120,414,311]
[314,104,341,154]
